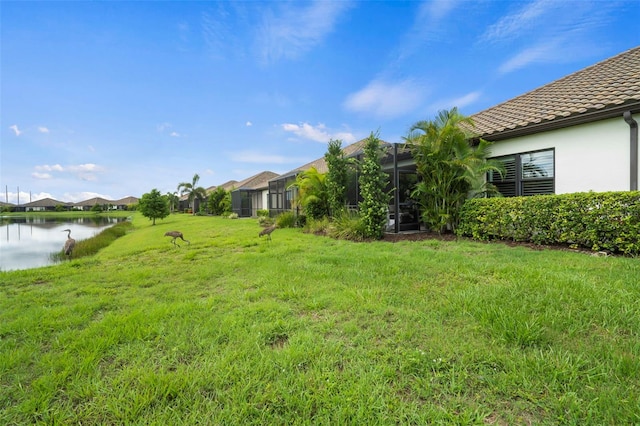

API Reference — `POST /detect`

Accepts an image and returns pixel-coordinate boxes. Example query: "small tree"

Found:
[405,107,504,233]
[208,187,228,216]
[288,167,330,220]
[359,131,390,239]
[139,189,170,225]
[324,138,350,218]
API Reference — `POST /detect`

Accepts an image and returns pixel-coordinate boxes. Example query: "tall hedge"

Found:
[457,191,640,255]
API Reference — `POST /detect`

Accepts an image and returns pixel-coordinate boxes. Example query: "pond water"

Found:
[0,216,129,272]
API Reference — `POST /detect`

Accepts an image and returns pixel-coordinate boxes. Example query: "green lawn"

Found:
[1,213,639,424]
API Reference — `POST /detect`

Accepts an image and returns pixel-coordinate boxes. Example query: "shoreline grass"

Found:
[1,213,639,424]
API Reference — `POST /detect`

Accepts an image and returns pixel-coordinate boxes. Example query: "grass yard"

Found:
[1,213,639,424]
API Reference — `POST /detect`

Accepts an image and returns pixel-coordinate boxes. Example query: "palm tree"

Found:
[405,108,503,233]
[166,191,179,214]
[288,167,330,220]
[177,173,208,215]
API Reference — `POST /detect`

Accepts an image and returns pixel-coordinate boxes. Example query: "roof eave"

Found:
[480,100,640,142]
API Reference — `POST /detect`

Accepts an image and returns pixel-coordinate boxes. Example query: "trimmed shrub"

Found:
[457,191,640,255]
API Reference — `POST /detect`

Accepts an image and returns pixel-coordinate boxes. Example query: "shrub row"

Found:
[457,191,640,255]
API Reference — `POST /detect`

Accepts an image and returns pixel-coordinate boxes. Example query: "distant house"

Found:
[471,46,640,196]
[267,139,371,217]
[230,171,279,217]
[20,197,72,212]
[0,201,15,211]
[74,197,114,211]
[266,139,420,231]
[112,196,139,210]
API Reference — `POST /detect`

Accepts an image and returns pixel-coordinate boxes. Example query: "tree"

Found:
[405,107,504,233]
[288,167,330,220]
[166,191,180,214]
[324,138,350,218]
[139,189,170,225]
[359,131,390,239]
[177,173,207,215]
[207,187,229,216]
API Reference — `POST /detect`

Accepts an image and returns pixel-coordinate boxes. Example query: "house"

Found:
[0,201,15,211]
[230,171,279,217]
[471,46,640,196]
[112,196,139,210]
[20,198,72,212]
[74,197,114,211]
[267,139,371,216]
[266,138,420,231]
[249,48,640,231]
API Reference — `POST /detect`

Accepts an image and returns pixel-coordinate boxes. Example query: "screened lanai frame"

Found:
[266,142,421,233]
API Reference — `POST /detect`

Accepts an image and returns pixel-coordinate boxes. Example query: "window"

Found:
[489,149,554,197]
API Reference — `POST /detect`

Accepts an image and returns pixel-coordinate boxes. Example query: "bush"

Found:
[304,217,331,235]
[258,215,274,227]
[275,212,297,228]
[257,209,270,217]
[457,191,640,255]
[328,212,367,241]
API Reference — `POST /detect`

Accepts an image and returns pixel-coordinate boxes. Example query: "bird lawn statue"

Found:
[164,231,190,247]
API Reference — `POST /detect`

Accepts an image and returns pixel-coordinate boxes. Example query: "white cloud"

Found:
[35,164,64,172]
[32,172,52,179]
[343,79,426,119]
[33,163,105,182]
[426,0,460,21]
[257,1,351,64]
[481,0,553,43]
[68,164,104,173]
[3,191,55,204]
[62,192,113,203]
[281,122,356,144]
[230,149,298,164]
[170,131,181,137]
[246,121,253,127]
[157,122,172,132]
[38,126,50,133]
[9,125,22,136]
[498,42,558,74]
[430,91,482,112]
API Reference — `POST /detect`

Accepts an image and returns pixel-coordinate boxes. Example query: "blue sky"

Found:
[2,0,639,204]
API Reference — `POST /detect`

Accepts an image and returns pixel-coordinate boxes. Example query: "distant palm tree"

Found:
[177,173,207,215]
[166,191,179,213]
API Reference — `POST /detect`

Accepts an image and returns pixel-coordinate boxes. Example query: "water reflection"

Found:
[0,216,129,271]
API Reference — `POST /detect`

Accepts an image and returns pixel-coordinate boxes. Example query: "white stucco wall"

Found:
[488,115,637,194]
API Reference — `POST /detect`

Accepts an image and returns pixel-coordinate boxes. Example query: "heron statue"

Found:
[62,229,76,257]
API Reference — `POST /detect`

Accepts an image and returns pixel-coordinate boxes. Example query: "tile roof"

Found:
[234,171,279,190]
[274,138,384,179]
[206,180,238,194]
[74,197,113,206]
[112,196,139,205]
[21,197,71,207]
[470,46,640,138]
